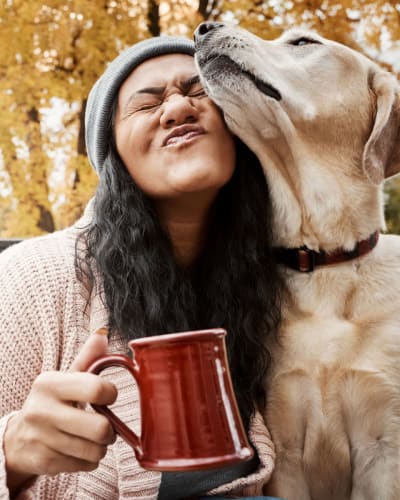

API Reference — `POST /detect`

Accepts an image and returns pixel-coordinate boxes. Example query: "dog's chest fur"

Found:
[264,235,400,500]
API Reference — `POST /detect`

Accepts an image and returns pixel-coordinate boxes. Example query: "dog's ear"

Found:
[362,70,400,184]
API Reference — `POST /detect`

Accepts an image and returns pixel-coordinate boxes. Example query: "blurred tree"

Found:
[0,0,150,236]
[0,0,399,237]
[221,0,400,47]
[385,177,400,235]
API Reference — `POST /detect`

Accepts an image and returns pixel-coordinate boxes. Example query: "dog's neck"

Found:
[274,231,379,272]
[258,145,385,253]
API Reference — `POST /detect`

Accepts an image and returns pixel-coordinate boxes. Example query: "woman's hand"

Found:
[4,330,117,494]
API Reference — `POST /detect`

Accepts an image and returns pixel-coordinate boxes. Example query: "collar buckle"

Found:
[298,247,315,272]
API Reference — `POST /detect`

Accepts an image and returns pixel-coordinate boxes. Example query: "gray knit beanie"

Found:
[85,36,195,174]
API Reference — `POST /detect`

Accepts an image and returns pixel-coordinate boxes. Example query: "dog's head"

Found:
[194,23,400,186]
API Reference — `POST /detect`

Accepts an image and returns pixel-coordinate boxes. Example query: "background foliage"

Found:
[0,0,399,237]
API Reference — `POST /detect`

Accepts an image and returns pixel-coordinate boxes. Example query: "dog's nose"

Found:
[194,22,224,41]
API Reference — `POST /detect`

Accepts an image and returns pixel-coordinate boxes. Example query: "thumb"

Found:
[70,328,109,372]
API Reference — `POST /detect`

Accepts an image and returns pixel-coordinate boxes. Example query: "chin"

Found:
[172,157,234,187]
[176,172,232,195]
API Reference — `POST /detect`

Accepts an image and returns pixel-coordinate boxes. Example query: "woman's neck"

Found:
[154,193,215,267]
[169,219,208,267]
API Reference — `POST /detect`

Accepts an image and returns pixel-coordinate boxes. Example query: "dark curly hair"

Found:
[75,115,284,426]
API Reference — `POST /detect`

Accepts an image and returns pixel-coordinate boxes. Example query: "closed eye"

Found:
[188,88,207,98]
[121,101,160,118]
[289,37,321,46]
[186,81,208,98]
[137,103,160,111]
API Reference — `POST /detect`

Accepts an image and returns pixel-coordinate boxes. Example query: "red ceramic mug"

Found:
[87,328,253,471]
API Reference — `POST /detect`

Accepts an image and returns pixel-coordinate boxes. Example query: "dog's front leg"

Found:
[350,445,400,500]
[264,368,353,500]
[263,370,315,500]
[263,450,311,500]
[339,370,400,500]
[349,434,400,500]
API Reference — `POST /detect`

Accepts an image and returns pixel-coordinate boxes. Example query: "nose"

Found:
[160,94,199,128]
[194,22,225,42]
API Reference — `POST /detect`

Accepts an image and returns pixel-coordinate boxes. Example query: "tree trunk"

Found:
[26,107,55,233]
[198,0,220,20]
[78,98,87,156]
[147,0,160,36]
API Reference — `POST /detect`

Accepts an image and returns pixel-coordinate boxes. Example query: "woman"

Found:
[0,35,283,499]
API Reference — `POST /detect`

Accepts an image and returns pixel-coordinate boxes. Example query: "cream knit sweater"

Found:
[0,202,275,499]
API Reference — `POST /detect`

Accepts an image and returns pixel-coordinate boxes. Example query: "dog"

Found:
[195,22,400,500]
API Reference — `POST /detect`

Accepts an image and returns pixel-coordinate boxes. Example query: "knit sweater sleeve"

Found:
[0,233,83,499]
[205,410,275,497]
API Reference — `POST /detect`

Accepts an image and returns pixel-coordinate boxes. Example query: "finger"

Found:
[32,371,117,407]
[52,406,116,445]
[24,443,100,476]
[24,402,115,447]
[47,456,99,475]
[70,328,109,372]
[43,428,111,464]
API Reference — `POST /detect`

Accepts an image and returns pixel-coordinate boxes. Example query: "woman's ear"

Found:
[362,70,400,184]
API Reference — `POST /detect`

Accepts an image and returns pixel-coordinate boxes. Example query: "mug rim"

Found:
[129,328,226,347]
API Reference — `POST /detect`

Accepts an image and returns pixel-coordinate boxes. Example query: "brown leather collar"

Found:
[274,231,379,272]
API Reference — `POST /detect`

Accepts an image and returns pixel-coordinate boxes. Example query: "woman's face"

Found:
[114,53,236,202]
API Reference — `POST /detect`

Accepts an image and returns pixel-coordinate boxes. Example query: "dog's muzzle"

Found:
[194,22,282,101]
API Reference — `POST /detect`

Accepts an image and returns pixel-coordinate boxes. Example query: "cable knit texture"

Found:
[0,201,275,499]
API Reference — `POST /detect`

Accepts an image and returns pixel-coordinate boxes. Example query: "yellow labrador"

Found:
[195,23,400,500]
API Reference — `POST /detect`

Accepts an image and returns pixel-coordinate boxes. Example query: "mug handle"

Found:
[86,354,143,460]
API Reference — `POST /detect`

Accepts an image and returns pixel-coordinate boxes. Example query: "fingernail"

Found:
[96,327,109,336]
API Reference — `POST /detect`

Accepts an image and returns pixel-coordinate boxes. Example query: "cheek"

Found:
[115,120,150,167]
[115,124,131,161]
[217,122,236,169]
[206,104,236,156]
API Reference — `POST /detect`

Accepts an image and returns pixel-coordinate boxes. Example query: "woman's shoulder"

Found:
[0,217,92,314]
[0,201,93,284]
[0,228,77,278]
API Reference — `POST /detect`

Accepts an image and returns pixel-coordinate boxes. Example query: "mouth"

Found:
[200,54,281,101]
[162,125,205,147]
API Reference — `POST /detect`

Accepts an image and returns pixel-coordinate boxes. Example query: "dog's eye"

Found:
[290,37,321,46]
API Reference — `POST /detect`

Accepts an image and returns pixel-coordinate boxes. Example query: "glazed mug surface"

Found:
[87,328,253,471]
